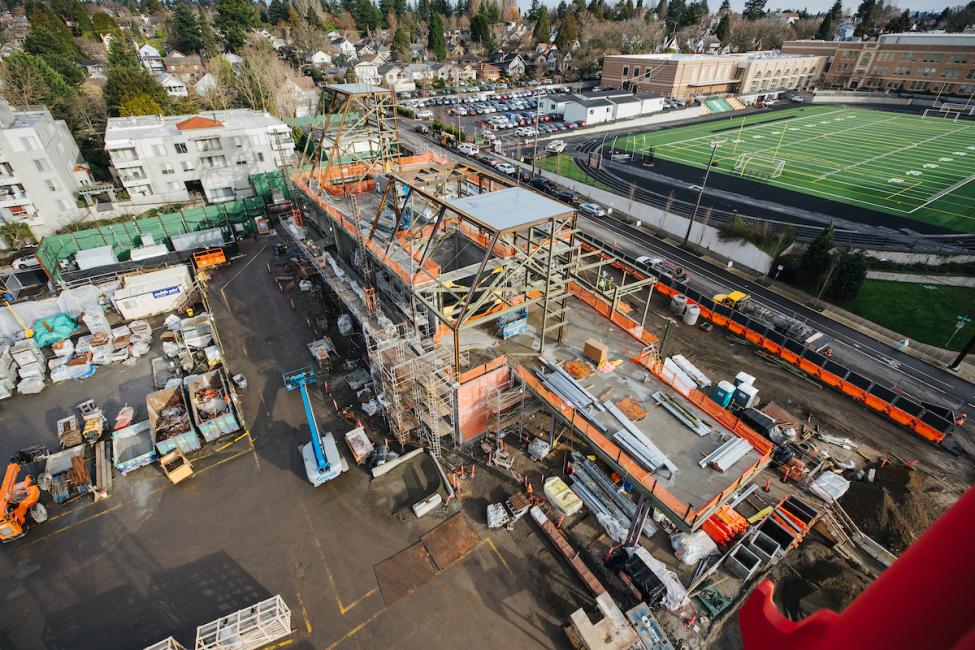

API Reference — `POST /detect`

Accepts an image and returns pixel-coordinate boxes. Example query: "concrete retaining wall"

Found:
[865,250,975,265]
[811,92,913,106]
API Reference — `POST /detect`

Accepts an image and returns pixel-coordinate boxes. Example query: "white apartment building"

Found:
[0,102,93,238]
[104,110,295,205]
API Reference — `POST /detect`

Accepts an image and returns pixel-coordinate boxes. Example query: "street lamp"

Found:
[682,139,724,248]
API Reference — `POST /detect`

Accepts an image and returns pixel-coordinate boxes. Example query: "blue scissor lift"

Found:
[283,367,348,486]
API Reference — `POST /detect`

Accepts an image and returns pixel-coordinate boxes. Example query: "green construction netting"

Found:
[38,171,290,280]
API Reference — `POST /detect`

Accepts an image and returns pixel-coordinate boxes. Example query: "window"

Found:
[161,162,175,175]
[967,69,975,80]
[633,66,641,78]
[949,54,968,64]
[210,187,234,199]
[257,152,265,163]
[959,84,975,95]
[236,155,248,165]
[182,160,195,171]
[112,147,139,161]
[877,52,895,62]
[901,52,918,62]
[200,155,227,168]
[167,181,182,191]
[195,138,222,152]
[33,158,50,172]
[56,198,71,211]
[19,136,39,150]
[152,144,165,156]
[941,69,961,80]
[45,179,59,192]
[174,142,188,154]
[922,53,943,63]
[909,80,928,90]
[894,66,911,76]
[622,66,629,77]
[232,136,243,147]
[873,66,889,76]
[919,67,936,78]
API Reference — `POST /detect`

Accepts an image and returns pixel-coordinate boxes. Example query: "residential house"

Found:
[447,43,466,59]
[403,62,434,85]
[478,62,500,80]
[353,57,381,85]
[104,109,295,205]
[222,52,244,67]
[81,60,105,75]
[281,76,319,118]
[489,52,527,78]
[0,102,94,237]
[410,43,427,62]
[138,43,163,72]
[306,50,332,67]
[332,37,357,60]
[194,73,218,96]
[163,54,204,82]
[0,14,30,45]
[156,73,188,98]
[378,64,415,92]
[835,22,856,40]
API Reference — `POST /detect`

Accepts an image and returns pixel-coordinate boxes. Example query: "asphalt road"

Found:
[398,128,975,413]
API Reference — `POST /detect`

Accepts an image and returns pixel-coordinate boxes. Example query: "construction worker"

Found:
[955,412,968,429]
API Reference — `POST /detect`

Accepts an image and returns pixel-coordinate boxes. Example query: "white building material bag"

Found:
[810,471,851,503]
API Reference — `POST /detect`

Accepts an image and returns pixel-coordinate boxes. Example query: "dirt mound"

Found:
[771,545,871,620]
[839,465,944,554]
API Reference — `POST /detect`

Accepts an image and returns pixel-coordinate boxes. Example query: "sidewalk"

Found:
[866,271,975,287]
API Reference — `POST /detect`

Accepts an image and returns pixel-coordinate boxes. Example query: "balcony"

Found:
[120,173,148,183]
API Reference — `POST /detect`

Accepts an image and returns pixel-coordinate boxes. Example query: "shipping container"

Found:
[129,244,170,261]
[113,265,193,320]
[75,245,119,271]
[171,227,225,252]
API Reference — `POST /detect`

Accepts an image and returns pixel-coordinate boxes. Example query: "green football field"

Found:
[616,105,975,233]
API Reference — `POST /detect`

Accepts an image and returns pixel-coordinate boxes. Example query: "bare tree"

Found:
[0,60,48,107]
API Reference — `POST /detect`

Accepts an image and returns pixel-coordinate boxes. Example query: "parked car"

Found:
[529,176,557,193]
[635,256,690,283]
[414,124,431,134]
[546,139,566,153]
[555,190,580,206]
[458,143,479,155]
[495,162,517,175]
[415,110,433,119]
[11,254,40,270]
[578,202,606,217]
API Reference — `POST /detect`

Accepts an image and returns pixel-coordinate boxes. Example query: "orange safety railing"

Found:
[576,237,947,444]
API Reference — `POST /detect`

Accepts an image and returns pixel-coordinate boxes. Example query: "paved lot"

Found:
[0,240,583,650]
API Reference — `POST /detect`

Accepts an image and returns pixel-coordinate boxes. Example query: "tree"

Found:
[91,11,120,36]
[527,0,542,20]
[800,222,835,286]
[344,66,357,83]
[829,0,843,20]
[827,249,868,301]
[555,12,579,49]
[170,3,204,53]
[24,26,84,86]
[0,51,71,107]
[428,12,447,60]
[853,0,875,35]
[215,0,260,52]
[742,0,766,20]
[532,6,551,43]
[268,0,288,23]
[718,0,729,11]
[119,93,164,116]
[391,24,410,60]
[470,12,494,48]
[654,0,668,19]
[716,12,731,41]
[198,9,221,57]
[816,11,833,39]
[143,0,164,13]
[107,35,141,69]
[885,8,911,32]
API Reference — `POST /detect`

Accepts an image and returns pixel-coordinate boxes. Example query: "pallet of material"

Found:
[113,420,158,473]
[344,426,374,464]
[95,440,113,493]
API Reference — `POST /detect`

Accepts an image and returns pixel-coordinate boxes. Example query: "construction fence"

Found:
[37,172,291,280]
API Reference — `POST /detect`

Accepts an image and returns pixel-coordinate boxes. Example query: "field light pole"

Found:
[682,140,723,248]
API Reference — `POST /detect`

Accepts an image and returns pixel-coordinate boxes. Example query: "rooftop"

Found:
[877,32,975,46]
[446,186,572,232]
[326,83,391,95]
[605,51,821,62]
[105,109,287,144]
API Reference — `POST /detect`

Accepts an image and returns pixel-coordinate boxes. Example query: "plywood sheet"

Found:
[374,543,437,607]
[420,512,480,571]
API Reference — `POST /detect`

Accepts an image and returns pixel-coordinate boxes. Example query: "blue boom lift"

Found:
[283,367,348,486]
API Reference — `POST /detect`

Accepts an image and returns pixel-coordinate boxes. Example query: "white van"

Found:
[458,143,479,155]
[546,139,566,153]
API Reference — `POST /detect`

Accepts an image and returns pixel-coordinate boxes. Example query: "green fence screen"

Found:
[38,171,290,279]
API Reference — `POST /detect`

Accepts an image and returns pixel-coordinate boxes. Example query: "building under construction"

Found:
[285,84,772,531]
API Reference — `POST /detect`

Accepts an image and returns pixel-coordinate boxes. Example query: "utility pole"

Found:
[682,140,723,248]
[949,330,975,371]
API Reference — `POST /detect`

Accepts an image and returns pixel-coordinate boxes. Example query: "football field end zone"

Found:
[909,173,975,214]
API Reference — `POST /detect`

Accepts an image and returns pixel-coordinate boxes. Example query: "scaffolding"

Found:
[144,639,188,650]
[489,376,529,443]
[194,595,291,650]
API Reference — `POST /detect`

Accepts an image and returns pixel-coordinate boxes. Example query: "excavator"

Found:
[0,462,47,542]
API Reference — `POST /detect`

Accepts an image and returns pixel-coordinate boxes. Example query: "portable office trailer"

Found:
[75,246,119,271]
[113,265,193,320]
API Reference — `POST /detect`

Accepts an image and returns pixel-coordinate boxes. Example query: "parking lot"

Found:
[0,239,586,649]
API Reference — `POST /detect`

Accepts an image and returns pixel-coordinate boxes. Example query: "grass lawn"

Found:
[616,106,975,234]
[840,279,975,351]
[536,154,611,191]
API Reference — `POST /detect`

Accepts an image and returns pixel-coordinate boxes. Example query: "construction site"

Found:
[0,83,972,650]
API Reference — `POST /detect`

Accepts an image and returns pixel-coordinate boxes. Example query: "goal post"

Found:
[922,104,972,121]
[734,152,785,179]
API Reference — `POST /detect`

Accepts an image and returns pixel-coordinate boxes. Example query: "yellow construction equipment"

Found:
[713,290,750,310]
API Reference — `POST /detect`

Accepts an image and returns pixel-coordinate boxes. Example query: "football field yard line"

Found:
[909,173,975,214]
[885,181,923,200]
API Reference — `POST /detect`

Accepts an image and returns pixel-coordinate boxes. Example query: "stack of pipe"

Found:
[699,436,753,472]
[604,401,678,475]
[570,452,657,539]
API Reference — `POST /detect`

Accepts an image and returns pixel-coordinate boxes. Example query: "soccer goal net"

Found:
[734,152,785,179]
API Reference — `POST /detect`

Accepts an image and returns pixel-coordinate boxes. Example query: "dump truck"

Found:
[713,290,751,310]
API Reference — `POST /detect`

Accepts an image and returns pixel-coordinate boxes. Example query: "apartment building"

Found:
[105,109,295,206]
[601,52,825,99]
[782,33,975,96]
[0,102,93,237]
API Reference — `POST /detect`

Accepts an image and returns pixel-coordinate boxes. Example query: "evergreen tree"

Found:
[829,0,843,20]
[350,0,382,31]
[800,222,835,286]
[107,35,141,69]
[0,51,72,107]
[119,93,164,116]
[215,0,260,51]
[391,23,411,60]
[532,6,550,43]
[555,12,579,49]
[91,11,120,36]
[268,0,288,23]
[716,11,731,41]
[718,0,729,11]
[431,0,451,15]
[816,11,833,39]
[143,0,164,14]
[198,8,220,56]
[428,12,447,60]
[527,0,542,20]
[654,0,668,20]
[853,0,875,35]
[169,2,203,53]
[827,249,868,301]
[24,26,84,85]
[742,0,766,20]
[885,8,911,32]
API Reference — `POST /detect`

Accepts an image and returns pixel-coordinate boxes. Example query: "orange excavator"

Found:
[0,463,46,542]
